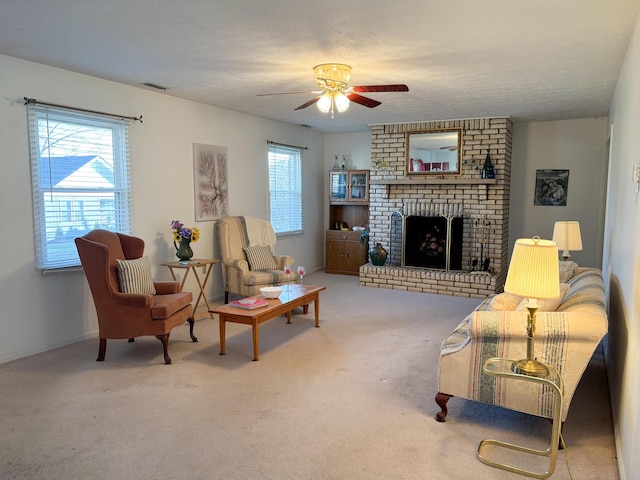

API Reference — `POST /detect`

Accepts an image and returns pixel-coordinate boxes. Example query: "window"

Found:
[27,104,132,270]
[267,143,303,236]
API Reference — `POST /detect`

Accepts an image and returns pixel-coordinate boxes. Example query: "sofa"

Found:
[435,266,608,423]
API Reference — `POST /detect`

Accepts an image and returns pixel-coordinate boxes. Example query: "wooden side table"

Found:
[162,259,219,319]
[476,357,564,479]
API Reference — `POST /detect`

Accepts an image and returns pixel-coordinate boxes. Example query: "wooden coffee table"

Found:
[209,284,326,361]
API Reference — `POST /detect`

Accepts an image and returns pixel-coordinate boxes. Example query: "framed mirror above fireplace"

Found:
[406,128,461,175]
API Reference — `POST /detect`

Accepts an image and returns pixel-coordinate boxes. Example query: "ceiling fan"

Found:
[257,63,409,117]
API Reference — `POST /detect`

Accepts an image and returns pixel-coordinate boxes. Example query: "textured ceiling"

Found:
[1,0,639,133]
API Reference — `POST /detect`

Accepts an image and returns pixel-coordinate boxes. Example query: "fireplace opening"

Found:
[404,215,463,270]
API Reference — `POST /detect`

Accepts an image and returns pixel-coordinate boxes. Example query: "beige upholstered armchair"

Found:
[75,230,197,364]
[217,216,295,303]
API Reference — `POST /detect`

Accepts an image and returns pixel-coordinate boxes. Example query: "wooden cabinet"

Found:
[328,169,370,231]
[325,230,367,276]
[326,169,370,275]
[329,170,369,204]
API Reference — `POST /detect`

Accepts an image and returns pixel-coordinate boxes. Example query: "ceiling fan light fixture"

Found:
[268,62,407,115]
[313,63,351,87]
[334,92,350,112]
[317,93,332,113]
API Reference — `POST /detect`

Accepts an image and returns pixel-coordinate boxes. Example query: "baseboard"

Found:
[604,343,626,480]
[0,329,99,365]
[1,293,230,365]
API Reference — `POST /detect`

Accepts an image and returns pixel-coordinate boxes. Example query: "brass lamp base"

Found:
[510,303,550,378]
[511,358,549,378]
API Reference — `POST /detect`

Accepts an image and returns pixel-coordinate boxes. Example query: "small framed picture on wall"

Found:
[534,169,569,206]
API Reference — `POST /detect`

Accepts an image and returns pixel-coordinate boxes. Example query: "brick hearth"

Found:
[360,117,512,298]
[359,265,497,299]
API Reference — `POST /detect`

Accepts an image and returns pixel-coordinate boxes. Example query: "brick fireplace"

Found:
[359,117,512,299]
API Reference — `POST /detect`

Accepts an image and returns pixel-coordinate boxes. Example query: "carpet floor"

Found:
[0,271,618,479]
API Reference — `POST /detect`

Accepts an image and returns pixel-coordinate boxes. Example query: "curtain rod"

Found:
[267,140,308,150]
[24,97,143,123]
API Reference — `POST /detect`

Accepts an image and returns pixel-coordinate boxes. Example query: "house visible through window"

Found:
[27,104,132,270]
[267,143,303,236]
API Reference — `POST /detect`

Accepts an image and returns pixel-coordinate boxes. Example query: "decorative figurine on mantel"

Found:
[481,150,496,179]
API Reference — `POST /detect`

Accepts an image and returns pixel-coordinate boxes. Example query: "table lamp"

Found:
[504,237,560,377]
[552,221,582,261]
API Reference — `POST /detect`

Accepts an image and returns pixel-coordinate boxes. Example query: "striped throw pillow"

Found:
[243,245,278,271]
[116,256,156,295]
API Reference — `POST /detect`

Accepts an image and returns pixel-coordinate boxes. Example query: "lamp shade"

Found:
[552,221,582,252]
[504,237,560,299]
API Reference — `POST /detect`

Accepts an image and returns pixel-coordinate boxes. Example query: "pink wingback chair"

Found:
[75,230,197,364]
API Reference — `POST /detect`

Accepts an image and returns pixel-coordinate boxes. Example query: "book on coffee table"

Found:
[229,298,269,310]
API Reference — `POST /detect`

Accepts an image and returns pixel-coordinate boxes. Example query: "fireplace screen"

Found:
[404,215,463,270]
[389,203,465,271]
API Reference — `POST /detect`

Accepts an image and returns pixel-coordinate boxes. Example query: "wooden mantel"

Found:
[369,178,497,185]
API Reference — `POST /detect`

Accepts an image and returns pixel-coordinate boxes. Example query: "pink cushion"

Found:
[151,292,192,319]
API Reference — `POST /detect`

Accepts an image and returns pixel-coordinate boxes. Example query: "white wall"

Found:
[322,131,372,230]
[605,9,640,480]
[510,118,610,267]
[323,131,372,172]
[0,54,324,364]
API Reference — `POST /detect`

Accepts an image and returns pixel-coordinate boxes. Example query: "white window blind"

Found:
[268,143,303,236]
[27,104,132,270]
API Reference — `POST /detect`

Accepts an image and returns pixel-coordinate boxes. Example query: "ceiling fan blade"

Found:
[347,93,381,108]
[352,84,409,93]
[294,97,320,110]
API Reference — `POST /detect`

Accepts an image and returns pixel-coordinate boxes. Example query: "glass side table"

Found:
[476,357,564,479]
